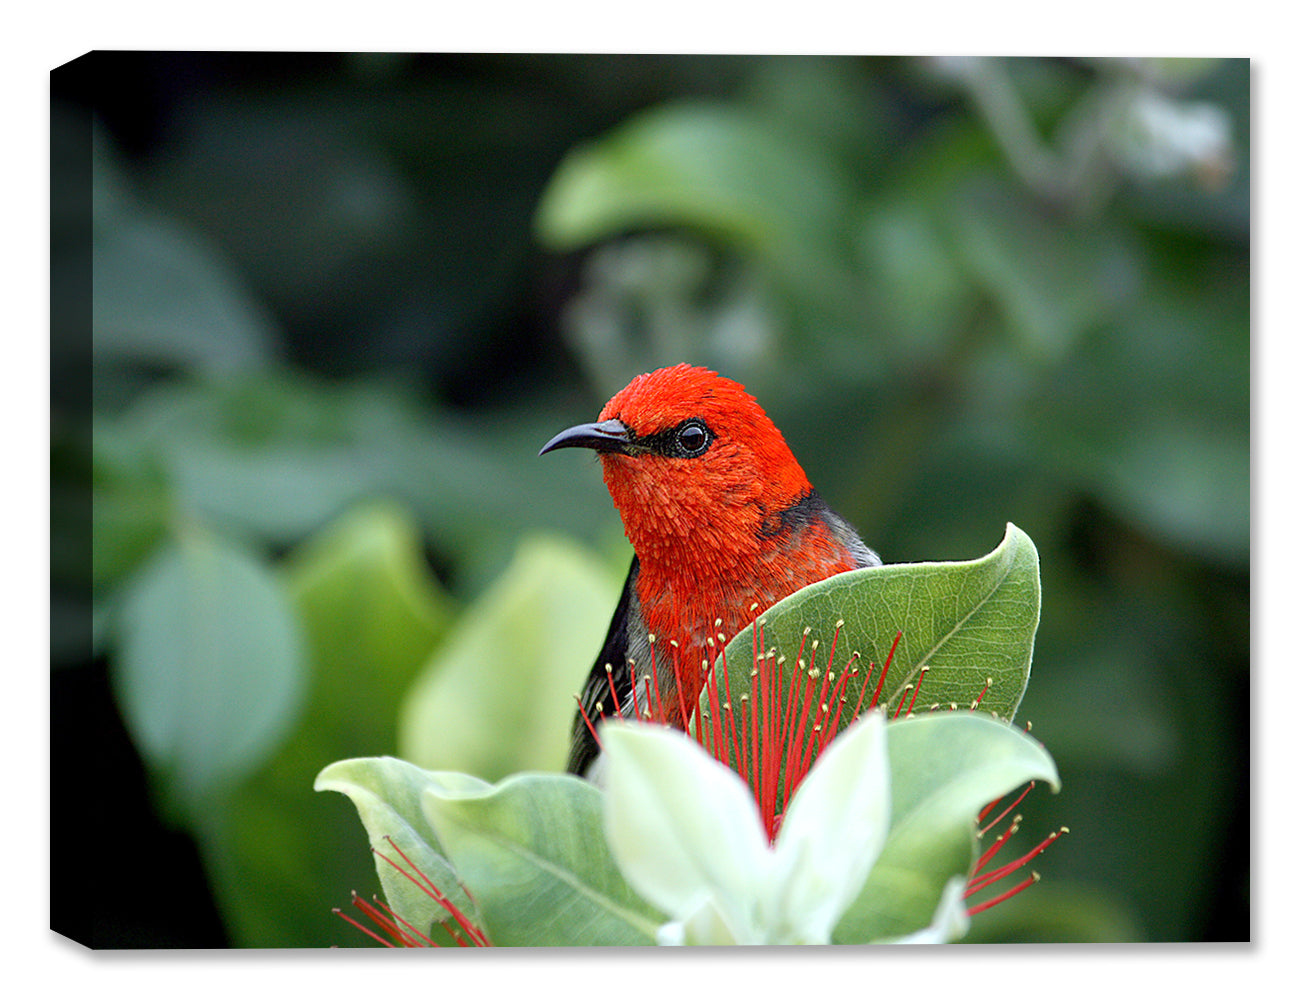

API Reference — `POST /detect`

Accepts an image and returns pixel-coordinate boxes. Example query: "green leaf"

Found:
[398,535,621,780]
[535,101,856,271]
[711,522,1041,736]
[422,772,664,946]
[834,712,1059,943]
[196,501,453,947]
[111,526,305,818]
[92,194,279,374]
[315,757,481,942]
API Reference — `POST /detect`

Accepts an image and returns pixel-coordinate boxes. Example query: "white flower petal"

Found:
[766,711,891,941]
[655,921,686,947]
[602,723,773,924]
[677,896,746,946]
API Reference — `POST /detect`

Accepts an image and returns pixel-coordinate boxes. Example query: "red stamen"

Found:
[625,656,642,720]
[849,659,875,720]
[966,872,1040,916]
[870,631,902,711]
[785,651,819,808]
[968,828,1066,894]
[762,652,784,838]
[704,645,726,762]
[892,684,913,720]
[574,693,602,753]
[604,663,622,717]
[802,641,836,761]
[378,838,490,946]
[648,639,666,723]
[905,667,928,716]
[720,640,742,773]
[671,653,692,736]
[779,647,805,767]
[823,658,859,750]
[967,819,1022,887]
[978,782,1035,832]
[370,892,445,947]
[336,895,406,947]
[813,620,848,754]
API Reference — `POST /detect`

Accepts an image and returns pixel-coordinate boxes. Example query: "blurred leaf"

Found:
[741,56,895,173]
[198,502,453,947]
[314,756,481,944]
[962,880,1143,943]
[1083,416,1248,565]
[559,236,781,403]
[422,772,663,946]
[853,196,973,365]
[1022,641,1178,777]
[948,178,1143,362]
[284,500,454,683]
[105,378,384,544]
[835,713,1059,942]
[93,133,279,374]
[1026,275,1248,564]
[111,526,306,819]
[399,535,621,780]
[537,101,855,260]
[102,375,617,566]
[90,420,172,590]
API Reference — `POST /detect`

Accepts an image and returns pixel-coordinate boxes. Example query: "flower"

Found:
[601,711,895,945]
[596,618,1063,944]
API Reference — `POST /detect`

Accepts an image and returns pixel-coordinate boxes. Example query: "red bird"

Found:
[541,364,879,776]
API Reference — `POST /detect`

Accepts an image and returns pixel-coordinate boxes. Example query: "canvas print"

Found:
[51,52,1248,947]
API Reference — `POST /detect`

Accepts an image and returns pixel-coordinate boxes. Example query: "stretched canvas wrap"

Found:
[53,51,1248,948]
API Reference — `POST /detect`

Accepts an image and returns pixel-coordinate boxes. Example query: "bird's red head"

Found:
[541,364,813,575]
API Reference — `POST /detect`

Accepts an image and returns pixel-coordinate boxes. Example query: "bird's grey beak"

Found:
[539,418,633,456]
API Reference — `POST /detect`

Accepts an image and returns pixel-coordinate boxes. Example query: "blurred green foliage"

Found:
[56,53,1247,946]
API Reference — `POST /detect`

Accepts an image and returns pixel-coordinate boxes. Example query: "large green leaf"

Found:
[399,535,621,780]
[707,522,1040,744]
[315,757,481,944]
[202,502,452,947]
[111,525,305,819]
[834,712,1059,943]
[535,101,856,264]
[422,772,664,946]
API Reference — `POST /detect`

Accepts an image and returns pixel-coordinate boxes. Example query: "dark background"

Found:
[52,52,1248,946]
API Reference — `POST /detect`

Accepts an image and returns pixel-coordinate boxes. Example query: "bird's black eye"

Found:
[675,419,711,457]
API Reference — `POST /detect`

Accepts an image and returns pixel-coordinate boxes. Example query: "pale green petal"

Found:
[602,723,772,926]
[885,876,971,944]
[765,711,891,942]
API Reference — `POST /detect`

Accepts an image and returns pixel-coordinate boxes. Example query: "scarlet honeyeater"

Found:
[541,364,880,776]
